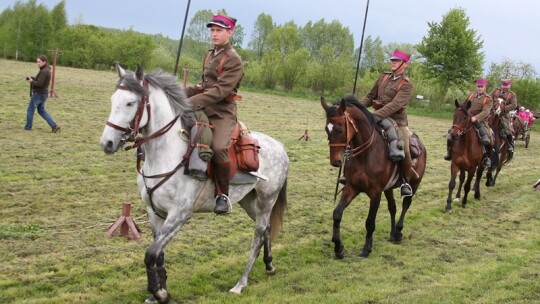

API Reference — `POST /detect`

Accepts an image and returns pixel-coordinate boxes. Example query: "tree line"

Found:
[1,1,539,110]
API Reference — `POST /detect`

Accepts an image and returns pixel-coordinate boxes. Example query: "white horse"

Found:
[100,65,289,303]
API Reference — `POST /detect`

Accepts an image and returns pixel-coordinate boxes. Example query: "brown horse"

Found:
[486,102,511,187]
[321,96,427,258]
[511,114,530,148]
[445,100,490,212]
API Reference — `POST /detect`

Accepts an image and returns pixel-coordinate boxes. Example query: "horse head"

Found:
[321,97,351,167]
[449,99,472,141]
[100,64,150,154]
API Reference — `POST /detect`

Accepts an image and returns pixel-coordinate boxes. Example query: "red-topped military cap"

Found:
[389,49,411,62]
[207,13,237,31]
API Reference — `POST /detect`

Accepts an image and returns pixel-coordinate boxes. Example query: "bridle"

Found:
[106,80,151,149]
[327,107,376,158]
[105,77,187,219]
[450,107,473,137]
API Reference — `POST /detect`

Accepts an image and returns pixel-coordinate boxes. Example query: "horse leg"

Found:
[461,170,475,208]
[446,164,458,212]
[455,170,466,202]
[332,188,357,259]
[145,210,190,304]
[229,215,267,294]
[384,190,398,242]
[360,193,382,258]
[473,166,484,200]
[393,194,412,243]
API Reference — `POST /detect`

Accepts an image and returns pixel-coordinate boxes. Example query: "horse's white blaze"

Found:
[327,122,334,132]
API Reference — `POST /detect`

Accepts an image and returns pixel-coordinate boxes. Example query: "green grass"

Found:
[1,59,539,304]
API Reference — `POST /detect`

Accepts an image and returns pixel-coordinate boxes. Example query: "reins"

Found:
[106,77,189,219]
[328,107,376,158]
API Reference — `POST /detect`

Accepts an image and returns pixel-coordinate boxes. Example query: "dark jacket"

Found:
[32,64,51,94]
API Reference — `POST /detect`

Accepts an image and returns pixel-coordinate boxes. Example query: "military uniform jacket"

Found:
[490,88,517,118]
[466,92,493,122]
[188,43,244,119]
[361,72,413,126]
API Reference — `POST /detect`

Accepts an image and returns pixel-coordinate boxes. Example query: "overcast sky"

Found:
[3,0,539,72]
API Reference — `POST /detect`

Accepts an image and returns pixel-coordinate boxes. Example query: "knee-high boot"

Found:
[213,161,231,215]
[507,134,514,152]
[399,160,413,197]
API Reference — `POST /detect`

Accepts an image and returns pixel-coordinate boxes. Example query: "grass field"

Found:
[1,59,539,304]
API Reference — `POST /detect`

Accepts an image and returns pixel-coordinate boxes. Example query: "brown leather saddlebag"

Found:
[235,135,260,172]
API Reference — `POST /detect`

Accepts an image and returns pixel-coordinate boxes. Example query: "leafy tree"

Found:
[259,50,281,89]
[248,13,274,59]
[417,8,484,105]
[300,19,354,59]
[49,1,67,36]
[266,22,301,54]
[358,35,386,77]
[279,48,309,91]
[487,58,537,81]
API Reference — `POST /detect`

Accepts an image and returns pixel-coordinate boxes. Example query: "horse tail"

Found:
[270,178,287,241]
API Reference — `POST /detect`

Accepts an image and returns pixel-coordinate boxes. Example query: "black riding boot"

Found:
[399,161,413,197]
[213,161,232,215]
[482,144,493,168]
[507,134,514,152]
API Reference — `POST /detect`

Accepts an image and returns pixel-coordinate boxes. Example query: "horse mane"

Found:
[119,68,196,128]
[334,94,382,133]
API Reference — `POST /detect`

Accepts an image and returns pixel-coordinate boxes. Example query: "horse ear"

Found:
[116,63,126,78]
[135,64,144,81]
[339,98,346,112]
[466,100,472,109]
[321,97,329,111]
[454,99,460,108]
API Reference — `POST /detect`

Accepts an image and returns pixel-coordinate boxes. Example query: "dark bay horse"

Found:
[321,96,427,258]
[486,101,511,187]
[445,100,490,212]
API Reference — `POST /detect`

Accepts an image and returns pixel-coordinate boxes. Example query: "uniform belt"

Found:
[195,88,242,102]
[226,94,242,102]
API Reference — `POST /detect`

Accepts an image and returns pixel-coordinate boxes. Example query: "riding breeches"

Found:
[209,116,237,162]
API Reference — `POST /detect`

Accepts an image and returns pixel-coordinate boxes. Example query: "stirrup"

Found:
[214,194,232,215]
[482,157,491,168]
[400,183,413,197]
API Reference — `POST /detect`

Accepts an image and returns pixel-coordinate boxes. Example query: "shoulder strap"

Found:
[203,51,229,77]
[482,96,489,106]
[466,93,475,102]
[217,53,229,76]
[378,74,407,93]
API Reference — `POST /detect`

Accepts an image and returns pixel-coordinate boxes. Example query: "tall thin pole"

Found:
[173,0,192,76]
[352,0,370,94]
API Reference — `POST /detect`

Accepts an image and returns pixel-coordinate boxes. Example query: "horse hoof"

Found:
[229,283,244,294]
[144,295,158,304]
[335,245,345,259]
[150,289,169,304]
[461,204,466,209]
[266,266,277,275]
[359,250,371,258]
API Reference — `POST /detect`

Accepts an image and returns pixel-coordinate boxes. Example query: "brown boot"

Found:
[213,161,232,215]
